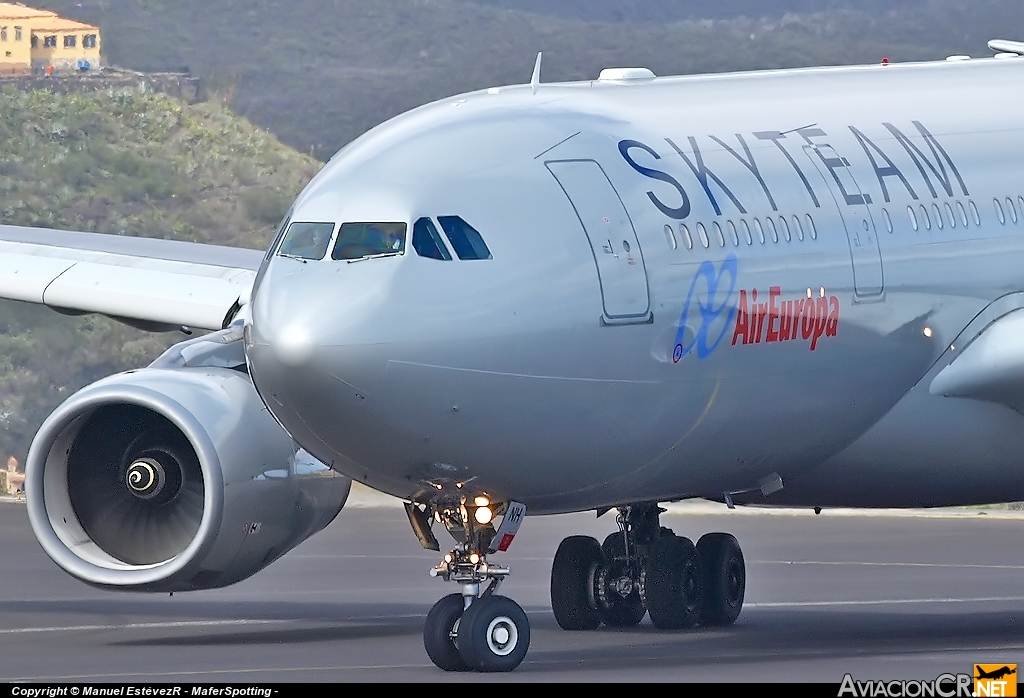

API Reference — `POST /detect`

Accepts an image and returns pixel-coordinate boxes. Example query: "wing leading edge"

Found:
[0,224,264,331]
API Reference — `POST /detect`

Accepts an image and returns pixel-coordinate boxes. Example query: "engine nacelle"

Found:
[25,366,351,592]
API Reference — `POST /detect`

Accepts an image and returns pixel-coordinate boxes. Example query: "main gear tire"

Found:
[598,532,646,627]
[551,535,603,630]
[696,532,745,627]
[644,533,704,630]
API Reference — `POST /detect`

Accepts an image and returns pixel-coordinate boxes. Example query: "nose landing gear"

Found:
[550,503,746,632]
[410,495,531,672]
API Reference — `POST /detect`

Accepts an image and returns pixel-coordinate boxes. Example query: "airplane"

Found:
[976,667,1017,681]
[2,38,1024,673]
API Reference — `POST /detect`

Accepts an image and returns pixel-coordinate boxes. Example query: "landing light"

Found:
[923,327,933,338]
[469,553,480,564]
[474,496,490,507]
[475,506,494,525]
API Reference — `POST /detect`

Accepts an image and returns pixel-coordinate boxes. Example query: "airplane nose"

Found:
[271,321,316,367]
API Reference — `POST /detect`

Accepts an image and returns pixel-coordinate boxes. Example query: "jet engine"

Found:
[25,361,350,592]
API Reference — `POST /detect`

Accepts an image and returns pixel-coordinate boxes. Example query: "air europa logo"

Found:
[732,286,840,351]
[672,253,840,363]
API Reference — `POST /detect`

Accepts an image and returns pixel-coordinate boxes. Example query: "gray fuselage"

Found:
[246,57,1024,513]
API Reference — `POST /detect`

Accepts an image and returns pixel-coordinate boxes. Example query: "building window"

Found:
[64,35,76,48]
[43,35,56,48]
[14,27,20,41]
[83,34,96,48]
[30,35,37,48]
[1,27,7,42]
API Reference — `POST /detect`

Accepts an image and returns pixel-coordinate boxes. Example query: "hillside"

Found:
[31,0,1024,159]
[0,87,321,466]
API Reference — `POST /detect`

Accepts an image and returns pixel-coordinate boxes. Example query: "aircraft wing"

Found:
[0,224,264,331]
[930,308,1024,412]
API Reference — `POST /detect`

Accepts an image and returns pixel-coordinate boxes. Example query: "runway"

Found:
[3,492,1024,683]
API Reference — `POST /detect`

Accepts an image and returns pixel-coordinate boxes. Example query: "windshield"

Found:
[331,222,407,260]
[277,222,335,260]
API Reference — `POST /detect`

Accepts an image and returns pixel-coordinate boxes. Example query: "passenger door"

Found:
[546,159,652,324]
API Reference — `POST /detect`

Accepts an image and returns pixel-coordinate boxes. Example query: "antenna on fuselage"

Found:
[531,52,542,94]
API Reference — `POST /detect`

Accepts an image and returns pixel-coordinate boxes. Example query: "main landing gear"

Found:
[407,494,531,672]
[550,504,745,631]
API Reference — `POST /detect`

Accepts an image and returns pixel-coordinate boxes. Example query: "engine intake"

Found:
[26,366,350,592]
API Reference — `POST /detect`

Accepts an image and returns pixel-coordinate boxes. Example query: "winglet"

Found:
[531,52,542,94]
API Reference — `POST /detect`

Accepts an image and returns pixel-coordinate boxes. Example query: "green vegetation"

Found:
[32,0,1024,159]
[0,86,320,464]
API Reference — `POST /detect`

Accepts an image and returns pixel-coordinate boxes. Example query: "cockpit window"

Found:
[438,216,492,260]
[412,217,452,260]
[277,221,335,260]
[331,222,407,260]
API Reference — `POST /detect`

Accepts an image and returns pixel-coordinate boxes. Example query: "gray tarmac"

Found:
[3,494,1024,683]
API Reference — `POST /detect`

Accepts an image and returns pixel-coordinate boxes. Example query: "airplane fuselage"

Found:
[246,56,1024,514]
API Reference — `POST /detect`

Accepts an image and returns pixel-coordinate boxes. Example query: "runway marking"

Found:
[0,619,289,635]
[747,596,1024,608]
[757,560,1024,570]
[3,664,434,681]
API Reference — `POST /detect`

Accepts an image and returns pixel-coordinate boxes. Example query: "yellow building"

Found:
[0,3,101,75]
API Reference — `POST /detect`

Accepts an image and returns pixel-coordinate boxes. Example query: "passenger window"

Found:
[753,218,765,244]
[792,215,804,241]
[277,221,335,261]
[331,222,406,260]
[412,217,452,260]
[1007,198,1019,224]
[679,224,693,250]
[908,206,918,231]
[956,202,968,227]
[438,216,493,260]
[921,205,932,230]
[779,216,791,242]
[970,200,981,226]
[664,224,677,250]
[727,220,739,246]
[740,219,752,245]
[766,216,778,243]
[696,222,710,248]
[882,208,893,233]
[944,203,956,229]
[995,198,1006,225]
[1019,197,1024,219]
[805,214,817,240]
[932,204,943,229]
[713,221,725,247]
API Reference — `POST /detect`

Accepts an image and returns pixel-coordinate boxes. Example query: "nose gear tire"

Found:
[456,595,530,672]
[644,533,704,630]
[424,594,472,672]
[696,532,745,627]
[551,535,603,630]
